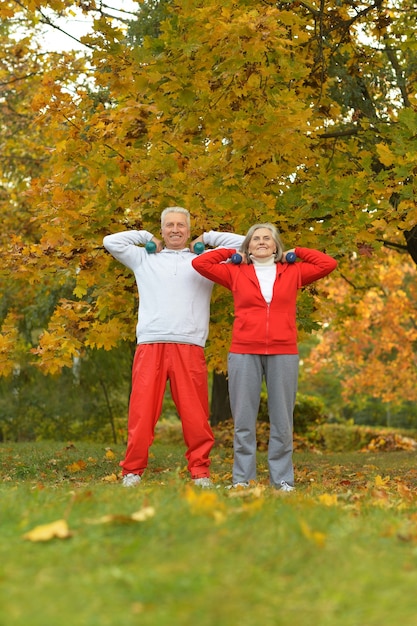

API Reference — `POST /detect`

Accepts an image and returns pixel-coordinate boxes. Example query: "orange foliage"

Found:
[305,250,417,403]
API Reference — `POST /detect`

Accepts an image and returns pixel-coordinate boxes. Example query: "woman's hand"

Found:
[282,249,296,263]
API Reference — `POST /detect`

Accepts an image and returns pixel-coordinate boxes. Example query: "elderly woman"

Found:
[192,223,337,491]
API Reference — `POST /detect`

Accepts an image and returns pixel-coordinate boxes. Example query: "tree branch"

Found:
[37,9,95,50]
[383,35,411,108]
[317,127,360,139]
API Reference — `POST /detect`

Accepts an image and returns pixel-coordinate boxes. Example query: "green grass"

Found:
[2,426,417,626]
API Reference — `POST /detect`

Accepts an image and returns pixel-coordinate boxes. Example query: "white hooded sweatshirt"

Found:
[103,230,244,347]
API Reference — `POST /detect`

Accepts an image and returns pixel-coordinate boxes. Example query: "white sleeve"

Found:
[103,230,153,271]
[203,230,245,249]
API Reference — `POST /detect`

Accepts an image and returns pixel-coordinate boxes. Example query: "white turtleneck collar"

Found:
[251,255,276,266]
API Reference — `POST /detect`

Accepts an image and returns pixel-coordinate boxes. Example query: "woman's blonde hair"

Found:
[240,223,284,264]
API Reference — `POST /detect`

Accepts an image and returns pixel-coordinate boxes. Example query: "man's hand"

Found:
[190,235,205,253]
[151,237,164,252]
[190,235,205,254]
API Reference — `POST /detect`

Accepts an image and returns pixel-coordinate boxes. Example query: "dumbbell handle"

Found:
[231,252,295,264]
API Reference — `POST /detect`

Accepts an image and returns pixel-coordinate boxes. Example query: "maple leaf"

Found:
[101,473,118,483]
[184,486,226,521]
[374,475,390,488]
[23,519,72,542]
[85,321,123,351]
[66,460,87,473]
[357,243,374,257]
[396,482,414,502]
[318,493,338,507]
[299,520,326,547]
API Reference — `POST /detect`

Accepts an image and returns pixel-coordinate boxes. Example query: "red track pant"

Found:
[120,343,214,478]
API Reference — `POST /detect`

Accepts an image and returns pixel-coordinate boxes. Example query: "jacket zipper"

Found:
[265,304,270,354]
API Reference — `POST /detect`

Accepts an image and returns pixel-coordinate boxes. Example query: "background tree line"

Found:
[0,0,416,441]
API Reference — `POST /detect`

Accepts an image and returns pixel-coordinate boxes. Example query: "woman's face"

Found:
[248,228,277,260]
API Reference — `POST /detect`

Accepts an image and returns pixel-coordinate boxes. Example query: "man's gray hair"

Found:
[161,207,190,228]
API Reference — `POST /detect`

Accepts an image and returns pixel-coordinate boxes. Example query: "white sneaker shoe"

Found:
[280,480,295,492]
[122,473,142,487]
[193,477,213,488]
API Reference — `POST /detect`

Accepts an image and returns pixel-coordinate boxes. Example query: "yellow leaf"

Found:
[102,473,118,483]
[73,283,88,299]
[105,449,116,460]
[66,460,87,473]
[184,486,226,520]
[376,143,395,167]
[318,493,338,506]
[131,507,156,522]
[23,519,72,542]
[55,140,68,153]
[300,520,326,547]
[375,475,390,487]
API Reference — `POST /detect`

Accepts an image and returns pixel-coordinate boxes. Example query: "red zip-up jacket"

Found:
[192,247,337,355]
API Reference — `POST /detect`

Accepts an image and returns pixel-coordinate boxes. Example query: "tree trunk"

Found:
[210,371,232,425]
[405,225,417,265]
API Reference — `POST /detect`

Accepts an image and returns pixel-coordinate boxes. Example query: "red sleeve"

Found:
[192,248,237,289]
[294,247,338,286]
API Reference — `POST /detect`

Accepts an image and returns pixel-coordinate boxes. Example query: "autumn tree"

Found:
[0,3,135,438]
[1,0,417,426]
[302,249,417,409]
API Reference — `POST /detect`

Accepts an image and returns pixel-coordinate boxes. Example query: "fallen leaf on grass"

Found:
[131,507,156,522]
[397,482,415,502]
[102,473,118,483]
[375,474,390,488]
[184,486,226,522]
[86,506,155,525]
[105,448,116,460]
[370,488,392,508]
[300,520,326,547]
[23,519,72,542]
[66,460,87,473]
[318,493,338,507]
[227,485,265,499]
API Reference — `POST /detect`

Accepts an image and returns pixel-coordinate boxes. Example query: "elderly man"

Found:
[103,207,243,487]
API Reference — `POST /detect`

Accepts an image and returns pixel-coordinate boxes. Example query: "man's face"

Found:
[161,212,190,250]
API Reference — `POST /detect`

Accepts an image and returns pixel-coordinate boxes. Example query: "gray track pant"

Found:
[227,353,299,487]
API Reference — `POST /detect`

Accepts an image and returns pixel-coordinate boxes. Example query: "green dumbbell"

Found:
[193,242,205,255]
[145,241,157,253]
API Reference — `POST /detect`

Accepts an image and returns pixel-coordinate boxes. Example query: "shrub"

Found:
[258,391,327,435]
[294,394,327,434]
[312,423,374,452]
